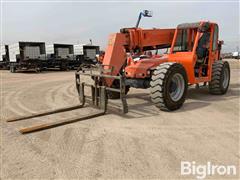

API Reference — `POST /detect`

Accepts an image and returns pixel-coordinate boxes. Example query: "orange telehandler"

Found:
[7,11,230,133]
[76,11,230,112]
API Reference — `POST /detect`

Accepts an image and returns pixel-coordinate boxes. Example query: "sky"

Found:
[1,0,240,52]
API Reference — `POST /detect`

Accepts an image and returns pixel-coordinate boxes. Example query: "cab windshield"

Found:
[173,28,197,52]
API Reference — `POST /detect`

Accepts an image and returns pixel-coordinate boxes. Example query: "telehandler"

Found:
[76,11,230,112]
[7,11,230,133]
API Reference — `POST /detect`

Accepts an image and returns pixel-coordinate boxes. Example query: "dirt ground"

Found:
[0,59,239,179]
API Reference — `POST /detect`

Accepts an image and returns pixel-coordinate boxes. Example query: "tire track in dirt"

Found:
[15,90,37,114]
[3,89,26,118]
[45,81,77,109]
[3,79,58,118]
[66,83,76,97]
[44,83,65,109]
[58,82,78,105]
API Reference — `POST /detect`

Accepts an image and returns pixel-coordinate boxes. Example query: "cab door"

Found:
[207,24,219,80]
[209,24,219,62]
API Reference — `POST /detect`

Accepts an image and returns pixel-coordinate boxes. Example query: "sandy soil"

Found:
[0,59,239,179]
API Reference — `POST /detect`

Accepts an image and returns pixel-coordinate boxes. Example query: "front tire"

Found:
[10,65,16,73]
[150,62,188,111]
[209,61,230,94]
[108,86,130,99]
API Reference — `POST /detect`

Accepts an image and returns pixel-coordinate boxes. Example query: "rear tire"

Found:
[150,62,188,111]
[209,61,230,94]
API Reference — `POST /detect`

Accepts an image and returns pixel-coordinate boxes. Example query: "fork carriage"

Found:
[75,64,128,114]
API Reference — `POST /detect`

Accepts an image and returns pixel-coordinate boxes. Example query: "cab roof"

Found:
[177,21,216,29]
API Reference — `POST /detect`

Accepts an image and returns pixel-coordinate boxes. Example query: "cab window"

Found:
[173,28,197,52]
[173,29,188,52]
[212,25,218,51]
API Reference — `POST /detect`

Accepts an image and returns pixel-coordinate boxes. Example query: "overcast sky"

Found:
[1,0,239,52]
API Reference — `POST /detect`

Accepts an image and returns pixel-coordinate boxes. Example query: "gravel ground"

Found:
[0,59,239,179]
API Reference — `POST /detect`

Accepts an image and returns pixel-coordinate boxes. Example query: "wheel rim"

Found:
[169,73,185,102]
[222,67,229,89]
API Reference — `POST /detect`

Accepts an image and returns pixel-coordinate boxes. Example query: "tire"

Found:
[209,61,230,95]
[35,68,41,73]
[150,62,188,111]
[10,65,16,73]
[108,86,130,99]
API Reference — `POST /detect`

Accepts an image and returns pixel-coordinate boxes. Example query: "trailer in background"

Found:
[232,52,239,59]
[72,44,100,68]
[0,45,9,69]
[9,42,46,73]
[46,44,74,70]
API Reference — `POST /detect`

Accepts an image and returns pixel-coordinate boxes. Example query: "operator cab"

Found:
[170,21,220,79]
